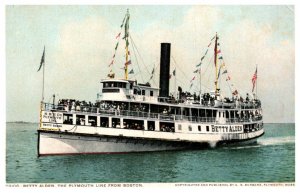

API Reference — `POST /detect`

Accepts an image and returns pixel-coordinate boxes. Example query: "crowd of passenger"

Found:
[160,124,175,132]
[122,121,144,130]
[57,99,97,112]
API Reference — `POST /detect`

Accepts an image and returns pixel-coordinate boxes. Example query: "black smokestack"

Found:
[159,43,171,97]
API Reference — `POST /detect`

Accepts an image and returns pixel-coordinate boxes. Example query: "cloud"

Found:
[47,16,116,101]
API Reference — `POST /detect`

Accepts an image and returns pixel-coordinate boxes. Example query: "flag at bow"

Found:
[37,46,45,72]
[252,67,257,92]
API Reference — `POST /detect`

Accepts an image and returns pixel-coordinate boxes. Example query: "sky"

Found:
[5,5,295,123]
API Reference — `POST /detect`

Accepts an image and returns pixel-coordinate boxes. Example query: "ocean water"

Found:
[6,123,295,183]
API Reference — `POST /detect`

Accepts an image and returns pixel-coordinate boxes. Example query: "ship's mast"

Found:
[124,9,130,80]
[214,33,218,93]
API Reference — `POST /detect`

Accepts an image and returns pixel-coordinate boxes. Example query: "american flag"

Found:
[252,67,257,92]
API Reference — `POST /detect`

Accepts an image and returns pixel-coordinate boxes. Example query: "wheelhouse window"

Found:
[150,90,153,96]
[142,90,145,96]
[102,88,120,93]
[103,82,127,89]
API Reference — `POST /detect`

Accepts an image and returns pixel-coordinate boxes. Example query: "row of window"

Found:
[103,82,127,88]
[133,89,154,96]
[177,124,210,132]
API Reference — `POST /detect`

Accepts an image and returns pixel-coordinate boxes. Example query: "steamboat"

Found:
[37,10,264,156]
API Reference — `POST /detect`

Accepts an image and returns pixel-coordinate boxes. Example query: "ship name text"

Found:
[211,125,243,133]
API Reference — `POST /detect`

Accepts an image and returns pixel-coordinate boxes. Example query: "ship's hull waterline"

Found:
[37,129,264,156]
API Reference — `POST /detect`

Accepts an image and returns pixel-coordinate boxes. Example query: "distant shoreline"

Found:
[5,121,295,124]
[6,121,38,124]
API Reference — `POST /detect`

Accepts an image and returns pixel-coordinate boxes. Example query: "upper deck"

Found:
[99,79,159,103]
[98,79,261,110]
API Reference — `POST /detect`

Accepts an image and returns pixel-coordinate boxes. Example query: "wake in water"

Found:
[258,136,295,146]
[222,136,295,150]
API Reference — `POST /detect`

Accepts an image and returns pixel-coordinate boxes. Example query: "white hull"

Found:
[38,129,264,156]
[38,131,187,156]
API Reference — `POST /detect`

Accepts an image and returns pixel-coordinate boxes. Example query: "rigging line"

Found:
[129,34,157,86]
[129,35,151,75]
[148,62,160,87]
[225,80,233,94]
[196,53,214,93]
[217,53,236,95]
[216,37,236,96]
[171,55,190,81]
[129,42,146,83]
[175,78,190,90]
[286,5,294,13]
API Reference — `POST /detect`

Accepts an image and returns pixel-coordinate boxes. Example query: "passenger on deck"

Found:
[246,93,249,102]
[71,101,75,112]
[64,102,68,111]
[80,118,85,125]
[117,105,120,115]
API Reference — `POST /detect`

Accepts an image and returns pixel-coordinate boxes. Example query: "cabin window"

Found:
[206,125,209,132]
[188,125,192,131]
[178,124,182,130]
[150,90,153,96]
[112,118,120,128]
[123,119,144,130]
[198,125,201,131]
[142,90,145,95]
[219,112,221,117]
[134,89,141,95]
[100,117,109,127]
[148,121,155,131]
[88,116,97,127]
[63,114,73,125]
[213,110,217,117]
[76,115,85,125]
[226,111,229,118]
[160,122,175,132]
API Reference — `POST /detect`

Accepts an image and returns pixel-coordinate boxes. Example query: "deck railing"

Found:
[43,103,262,124]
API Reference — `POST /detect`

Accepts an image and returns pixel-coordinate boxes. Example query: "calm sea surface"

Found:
[6,123,295,183]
